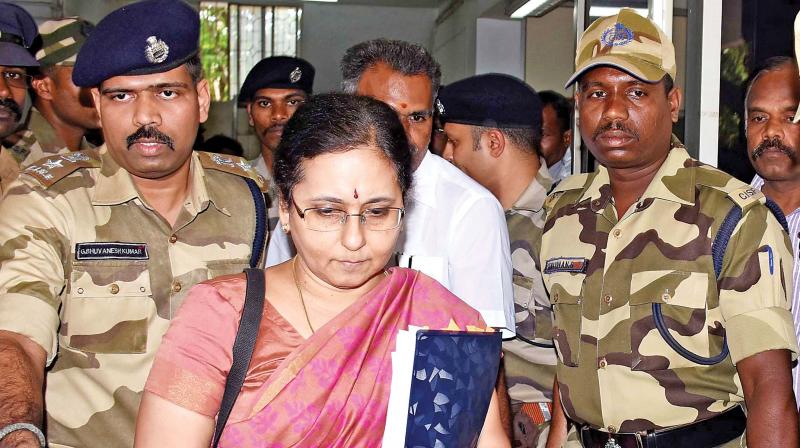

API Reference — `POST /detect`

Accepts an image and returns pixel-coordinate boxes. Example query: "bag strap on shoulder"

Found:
[245,177,268,268]
[212,268,265,447]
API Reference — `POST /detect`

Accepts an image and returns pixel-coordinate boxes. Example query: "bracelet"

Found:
[0,422,46,447]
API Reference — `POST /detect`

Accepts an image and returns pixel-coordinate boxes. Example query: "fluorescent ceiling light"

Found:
[589,6,647,17]
[509,0,550,19]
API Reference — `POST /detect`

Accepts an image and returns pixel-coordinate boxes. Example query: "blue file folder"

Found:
[404,330,502,448]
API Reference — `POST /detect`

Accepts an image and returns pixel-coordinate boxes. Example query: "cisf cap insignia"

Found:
[144,35,169,64]
[290,67,302,83]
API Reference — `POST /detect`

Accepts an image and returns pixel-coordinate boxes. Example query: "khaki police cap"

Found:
[565,8,676,88]
[36,17,94,68]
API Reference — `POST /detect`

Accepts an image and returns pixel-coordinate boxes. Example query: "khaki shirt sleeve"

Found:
[719,202,799,364]
[0,179,70,362]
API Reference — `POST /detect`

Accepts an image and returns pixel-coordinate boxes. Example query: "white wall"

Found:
[475,18,524,79]
[432,0,499,84]
[524,7,574,95]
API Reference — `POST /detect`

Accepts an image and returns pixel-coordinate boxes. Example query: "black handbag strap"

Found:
[244,178,268,268]
[212,268,265,447]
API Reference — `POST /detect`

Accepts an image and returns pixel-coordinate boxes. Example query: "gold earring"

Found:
[282,224,289,233]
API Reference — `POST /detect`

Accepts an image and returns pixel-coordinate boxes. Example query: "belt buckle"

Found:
[603,432,645,448]
[604,439,622,448]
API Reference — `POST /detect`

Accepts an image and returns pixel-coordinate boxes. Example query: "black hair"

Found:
[745,56,795,108]
[538,90,572,134]
[470,126,539,155]
[185,53,203,84]
[274,92,413,204]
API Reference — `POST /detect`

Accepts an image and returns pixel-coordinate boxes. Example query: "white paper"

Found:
[381,326,423,448]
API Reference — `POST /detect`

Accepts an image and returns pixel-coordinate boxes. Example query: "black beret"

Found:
[72,0,199,87]
[0,2,39,67]
[437,73,542,130]
[239,56,315,104]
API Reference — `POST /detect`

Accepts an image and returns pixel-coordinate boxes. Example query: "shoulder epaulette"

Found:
[196,151,267,192]
[551,172,590,193]
[726,185,765,211]
[21,149,101,188]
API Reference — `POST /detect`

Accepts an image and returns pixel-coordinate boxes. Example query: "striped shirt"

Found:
[753,174,800,405]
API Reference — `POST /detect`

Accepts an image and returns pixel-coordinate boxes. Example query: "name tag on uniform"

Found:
[544,257,588,274]
[75,242,149,261]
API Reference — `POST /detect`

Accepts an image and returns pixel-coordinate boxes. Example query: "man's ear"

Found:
[484,129,506,159]
[196,79,211,123]
[563,129,573,148]
[91,87,102,122]
[246,103,254,127]
[668,86,682,123]
[31,76,55,101]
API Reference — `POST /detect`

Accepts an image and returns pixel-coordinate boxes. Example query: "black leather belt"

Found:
[578,405,746,448]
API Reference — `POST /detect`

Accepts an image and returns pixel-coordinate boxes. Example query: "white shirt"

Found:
[752,174,800,406]
[547,148,572,184]
[397,151,514,336]
[252,155,294,268]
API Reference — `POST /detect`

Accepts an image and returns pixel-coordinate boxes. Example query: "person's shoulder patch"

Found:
[21,149,101,188]
[727,185,765,211]
[197,151,267,192]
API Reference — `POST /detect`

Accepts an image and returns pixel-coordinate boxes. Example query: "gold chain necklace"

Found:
[291,256,315,335]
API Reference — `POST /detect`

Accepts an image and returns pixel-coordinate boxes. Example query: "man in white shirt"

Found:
[538,91,573,183]
[339,38,514,335]
[745,55,800,408]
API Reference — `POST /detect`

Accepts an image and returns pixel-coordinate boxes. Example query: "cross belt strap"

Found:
[211,268,265,447]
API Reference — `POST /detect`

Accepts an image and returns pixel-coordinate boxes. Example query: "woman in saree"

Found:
[134,93,509,447]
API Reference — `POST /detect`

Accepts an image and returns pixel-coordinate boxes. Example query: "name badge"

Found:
[544,257,588,274]
[75,242,149,261]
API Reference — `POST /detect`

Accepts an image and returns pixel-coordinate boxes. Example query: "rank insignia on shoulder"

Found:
[22,149,100,187]
[544,257,588,274]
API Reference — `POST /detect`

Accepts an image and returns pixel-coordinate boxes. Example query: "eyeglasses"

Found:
[0,70,32,89]
[293,200,405,232]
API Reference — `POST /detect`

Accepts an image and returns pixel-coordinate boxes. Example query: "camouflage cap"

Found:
[36,18,94,68]
[565,8,676,88]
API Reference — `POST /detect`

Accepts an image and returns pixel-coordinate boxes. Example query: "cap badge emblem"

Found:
[600,23,633,47]
[144,36,169,64]
[435,98,445,115]
[290,67,302,83]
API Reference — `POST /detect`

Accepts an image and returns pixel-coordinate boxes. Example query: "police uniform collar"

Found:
[92,147,225,215]
[510,158,552,213]
[579,145,695,208]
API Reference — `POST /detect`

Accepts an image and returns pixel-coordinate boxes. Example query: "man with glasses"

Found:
[339,38,515,338]
[0,3,41,194]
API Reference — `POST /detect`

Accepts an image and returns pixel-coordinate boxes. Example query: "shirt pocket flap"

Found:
[629,270,709,308]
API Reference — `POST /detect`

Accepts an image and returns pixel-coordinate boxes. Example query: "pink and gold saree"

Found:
[145,267,487,447]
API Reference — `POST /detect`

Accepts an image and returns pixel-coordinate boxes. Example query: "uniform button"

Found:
[172,282,182,293]
[603,294,613,305]
[607,425,617,433]
[662,292,671,302]
[139,286,146,293]
[109,284,120,294]
[76,287,84,295]
[612,229,621,238]
[598,357,607,369]
[169,234,178,243]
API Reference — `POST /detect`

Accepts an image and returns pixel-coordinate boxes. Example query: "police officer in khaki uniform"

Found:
[438,73,559,447]
[0,1,268,447]
[0,3,41,195]
[542,9,799,448]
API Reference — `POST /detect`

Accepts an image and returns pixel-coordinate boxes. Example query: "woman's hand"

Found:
[134,391,216,447]
[477,389,512,448]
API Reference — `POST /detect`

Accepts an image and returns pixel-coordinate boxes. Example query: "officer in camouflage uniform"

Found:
[542,9,799,448]
[438,74,560,447]
[0,1,268,447]
[0,3,41,196]
[1,17,99,192]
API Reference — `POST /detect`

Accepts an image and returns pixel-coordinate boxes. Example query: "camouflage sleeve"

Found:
[718,202,799,364]
[0,179,70,362]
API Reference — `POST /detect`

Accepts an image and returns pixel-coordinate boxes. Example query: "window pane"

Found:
[229,4,238,100]
[274,6,297,56]
[238,5,264,90]
[199,2,230,101]
[264,7,273,57]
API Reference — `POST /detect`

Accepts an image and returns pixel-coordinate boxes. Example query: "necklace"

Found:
[292,256,315,335]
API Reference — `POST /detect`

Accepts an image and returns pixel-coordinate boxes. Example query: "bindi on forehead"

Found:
[353,188,359,199]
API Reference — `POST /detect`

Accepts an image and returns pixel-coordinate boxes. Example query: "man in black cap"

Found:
[239,56,314,180]
[438,73,559,448]
[0,2,40,195]
[0,1,268,446]
[239,56,314,265]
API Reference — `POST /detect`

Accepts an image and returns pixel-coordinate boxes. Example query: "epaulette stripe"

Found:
[726,185,764,211]
[196,151,267,192]
[22,149,101,188]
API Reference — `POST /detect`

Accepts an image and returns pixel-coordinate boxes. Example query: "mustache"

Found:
[126,126,175,150]
[592,120,640,141]
[752,137,797,161]
[263,123,285,136]
[0,98,22,122]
